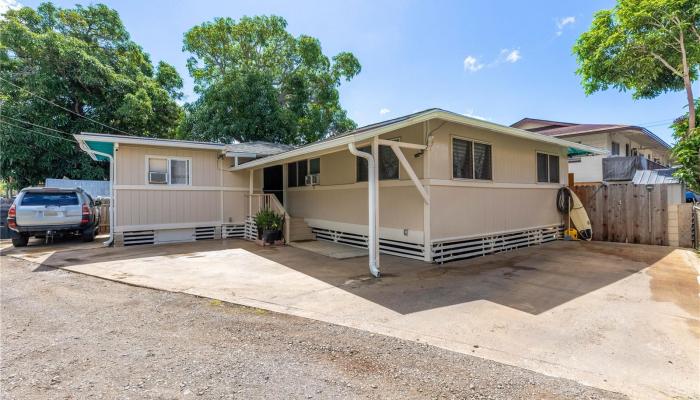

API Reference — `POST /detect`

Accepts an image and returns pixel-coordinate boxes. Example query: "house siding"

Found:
[114,144,249,231]
[426,121,566,242]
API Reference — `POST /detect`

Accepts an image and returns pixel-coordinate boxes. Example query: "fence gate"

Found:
[572,183,669,246]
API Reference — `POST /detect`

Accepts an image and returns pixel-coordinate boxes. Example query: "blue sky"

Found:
[11,0,699,144]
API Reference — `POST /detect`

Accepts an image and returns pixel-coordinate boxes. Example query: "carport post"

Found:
[347,142,380,278]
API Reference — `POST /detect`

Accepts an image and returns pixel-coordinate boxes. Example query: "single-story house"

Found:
[74,108,603,275]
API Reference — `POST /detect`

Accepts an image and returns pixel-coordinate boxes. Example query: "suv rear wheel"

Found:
[11,234,29,247]
[81,228,95,242]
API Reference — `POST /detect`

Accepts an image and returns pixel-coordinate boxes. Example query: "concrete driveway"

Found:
[3,239,699,399]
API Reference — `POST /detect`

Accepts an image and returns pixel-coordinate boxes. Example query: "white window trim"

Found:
[450,135,493,182]
[145,155,193,186]
[536,151,560,184]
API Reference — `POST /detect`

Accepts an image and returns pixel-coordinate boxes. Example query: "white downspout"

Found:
[347,142,380,278]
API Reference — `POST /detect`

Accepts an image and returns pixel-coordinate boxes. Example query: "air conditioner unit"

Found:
[305,174,320,186]
[149,172,168,184]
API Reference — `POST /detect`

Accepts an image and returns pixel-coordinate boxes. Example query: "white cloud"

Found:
[0,0,22,17]
[556,16,576,35]
[463,56,483,72]
[503,49,521,63]
[379,108,390,115]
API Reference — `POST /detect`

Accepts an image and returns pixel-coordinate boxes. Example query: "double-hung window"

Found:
[536,152,560,183]
[452,137,492,180]
[356,140,400,182]
[147,156,191,185]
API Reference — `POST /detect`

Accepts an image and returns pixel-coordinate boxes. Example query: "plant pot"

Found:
[262,229,281,244]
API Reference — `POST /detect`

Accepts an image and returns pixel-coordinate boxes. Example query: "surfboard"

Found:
[565,187,592,241]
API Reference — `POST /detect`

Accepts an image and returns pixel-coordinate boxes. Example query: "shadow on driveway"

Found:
[22,239,675,316]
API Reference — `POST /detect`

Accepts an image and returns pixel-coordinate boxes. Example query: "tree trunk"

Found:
[678,27,696,136]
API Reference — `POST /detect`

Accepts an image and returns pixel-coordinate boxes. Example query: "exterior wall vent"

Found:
[122,230,155,246]
[310,226,425,261]
[222,224,245,239]
[195,226,216,240]
[431,225,562,264]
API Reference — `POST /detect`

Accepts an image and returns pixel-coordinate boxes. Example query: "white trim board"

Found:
[114,185,249,192]
[115,221,244,233]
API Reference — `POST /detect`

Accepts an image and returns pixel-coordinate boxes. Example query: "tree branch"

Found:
[650,51,683,77]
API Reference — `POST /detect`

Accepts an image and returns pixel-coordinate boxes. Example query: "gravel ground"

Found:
[1,255,626,399]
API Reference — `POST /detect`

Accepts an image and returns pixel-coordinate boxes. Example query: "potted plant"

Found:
[254,209,284,244]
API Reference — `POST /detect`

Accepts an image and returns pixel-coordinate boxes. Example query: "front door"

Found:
[263,165,284,204]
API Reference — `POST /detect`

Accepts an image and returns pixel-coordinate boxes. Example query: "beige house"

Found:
[511,118,672,184]
[75,109,603,272]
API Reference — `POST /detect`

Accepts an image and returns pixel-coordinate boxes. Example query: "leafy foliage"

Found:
[671,99,700,192]
[574,0,699,99]
[180,15,360,145]
[254,208,284,231]
[0,2,184,190]
[573,0,700,136]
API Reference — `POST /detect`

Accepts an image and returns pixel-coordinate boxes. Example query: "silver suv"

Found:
[7,187,100,247]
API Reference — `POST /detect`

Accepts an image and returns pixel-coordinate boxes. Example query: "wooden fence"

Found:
[572,184,670,245]
[98,203,110,234]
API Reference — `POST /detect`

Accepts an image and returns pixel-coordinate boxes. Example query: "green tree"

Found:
[181,15,361,145]
[573,0,699,136]
[0,2,184,190]
[670,99,700,192]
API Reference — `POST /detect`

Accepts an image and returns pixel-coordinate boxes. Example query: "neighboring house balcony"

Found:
[602,155,665,182]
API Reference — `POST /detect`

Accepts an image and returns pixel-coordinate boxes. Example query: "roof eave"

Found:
[75,133,227,151]
[231,110,607,171]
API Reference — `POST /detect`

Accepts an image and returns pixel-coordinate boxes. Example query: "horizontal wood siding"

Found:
[429,186,562,241]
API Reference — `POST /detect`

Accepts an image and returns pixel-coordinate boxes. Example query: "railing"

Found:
[602,155,667,182]
[244,193,291,244]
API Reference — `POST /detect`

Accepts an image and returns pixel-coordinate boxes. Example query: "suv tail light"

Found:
[7,204,17,229]
[80,204,90,225]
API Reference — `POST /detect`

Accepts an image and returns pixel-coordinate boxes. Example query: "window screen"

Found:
[611,141,620,156]
[537,153,549,183]
[149,158,167,173]
[170,159,189,185]
[287,162,297,187]
[309,158,320,175]
[452,138,473,179]
[356,146,370,182]
[548,155,559,183]
[356,145,399,182]
[378,145,399,180]
[297,159,308,184]
[473,142,492,180]
[21,192,79,206]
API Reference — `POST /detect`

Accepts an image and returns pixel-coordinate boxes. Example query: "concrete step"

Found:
[287,217,315,242]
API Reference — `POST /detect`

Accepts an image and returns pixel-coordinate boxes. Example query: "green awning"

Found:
[85,141,113,161]
[567,147,593,157]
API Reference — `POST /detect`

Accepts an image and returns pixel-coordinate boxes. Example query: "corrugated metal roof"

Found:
[227,141,295,156]
[632,169,679,185]
[44,179,111,197]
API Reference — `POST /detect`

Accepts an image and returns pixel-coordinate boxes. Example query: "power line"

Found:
[1,114,75,137]
[0,76,131,136]
[0,119,76,143]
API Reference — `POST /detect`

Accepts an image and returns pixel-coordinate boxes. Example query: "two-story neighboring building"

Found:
[510,118,672,184]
